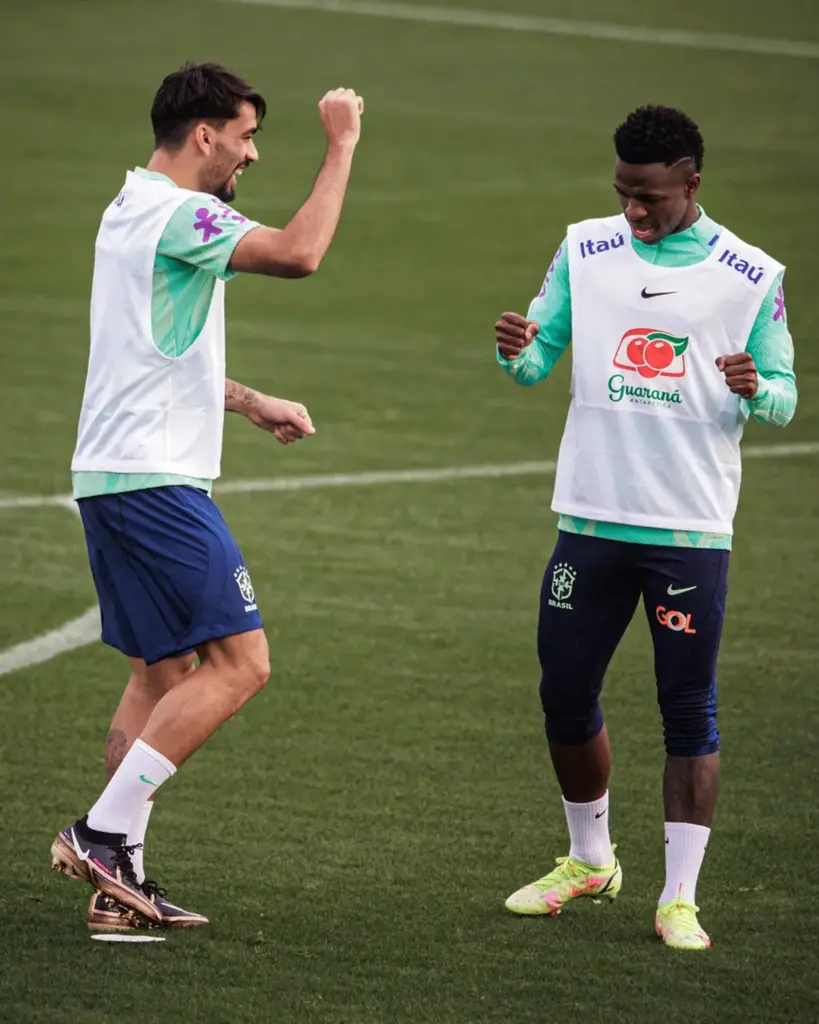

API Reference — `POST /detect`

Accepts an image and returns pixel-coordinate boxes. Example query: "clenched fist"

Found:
[247,396,316,445]
[715,353,758,399]
[319,88,364,148]
[496,311,539,361]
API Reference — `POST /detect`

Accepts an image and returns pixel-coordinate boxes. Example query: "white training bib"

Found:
[72,171,227,480]
[553,214,783,534]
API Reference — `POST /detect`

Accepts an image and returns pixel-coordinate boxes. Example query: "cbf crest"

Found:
[234,565,257,612]
[549,562,576,611]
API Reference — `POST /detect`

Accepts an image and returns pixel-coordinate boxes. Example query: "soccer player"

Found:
[495,106,796,950]
[50,63,364,930]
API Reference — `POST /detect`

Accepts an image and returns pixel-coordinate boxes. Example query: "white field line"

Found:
[0,439,816,677]
[1,441,818,511]
[0,607,101,678]
[224,0,819,60]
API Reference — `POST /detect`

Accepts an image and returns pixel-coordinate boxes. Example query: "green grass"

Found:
[1,0,819,1021]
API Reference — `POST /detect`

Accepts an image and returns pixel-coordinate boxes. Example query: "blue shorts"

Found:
[538,531,729,756]
[78,486,263,665]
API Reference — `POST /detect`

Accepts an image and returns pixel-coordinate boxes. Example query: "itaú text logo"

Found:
[613,328,689,379]
[656,606,696,634]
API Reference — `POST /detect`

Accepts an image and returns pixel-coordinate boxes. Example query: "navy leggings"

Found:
[538,531,728,756]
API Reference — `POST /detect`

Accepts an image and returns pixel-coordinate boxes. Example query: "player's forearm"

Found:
[225,378,260,415]
[748,375,798,427]
[228,141,356,278]
[274,141,356,276]
[497,328,569,386]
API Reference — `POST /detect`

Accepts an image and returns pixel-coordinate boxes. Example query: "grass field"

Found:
[1,0,819,1021]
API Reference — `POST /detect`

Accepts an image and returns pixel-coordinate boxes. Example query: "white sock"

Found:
[87,739,175,836]
[659,822,710,906]
[126,800,155,885]
[563,792,614,867]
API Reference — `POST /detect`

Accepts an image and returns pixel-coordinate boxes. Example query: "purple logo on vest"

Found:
[193,208,223,243]
[773,284,786,322]
[579,233,625,259]
[212,199,247,224]
[717,249,765,284]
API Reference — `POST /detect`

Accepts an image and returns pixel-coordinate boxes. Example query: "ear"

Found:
[192,122,211,155]
[685,172,702,198]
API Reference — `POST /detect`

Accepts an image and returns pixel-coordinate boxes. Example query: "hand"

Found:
[247,395,316,445]
[496,312,539,360]
[715,353,758,399]
[318,88,364,148]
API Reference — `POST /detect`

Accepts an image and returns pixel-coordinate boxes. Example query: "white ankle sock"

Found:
[659,822,710,906]
[563,792,614,867]
[87,739,175,836]
[126,800,155,885]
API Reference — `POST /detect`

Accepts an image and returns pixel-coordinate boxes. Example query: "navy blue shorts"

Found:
[538,531,728,756]
[78,486,263,665]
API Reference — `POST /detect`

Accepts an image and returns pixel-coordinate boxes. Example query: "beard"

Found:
[213,178,236,203]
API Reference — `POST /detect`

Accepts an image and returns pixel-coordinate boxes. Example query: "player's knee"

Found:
[539,673,604,744]
[659,686,719,756]
[200,630,270,700]
[243,649,270,695]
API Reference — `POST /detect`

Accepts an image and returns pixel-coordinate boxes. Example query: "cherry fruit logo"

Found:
[613,328,689,379]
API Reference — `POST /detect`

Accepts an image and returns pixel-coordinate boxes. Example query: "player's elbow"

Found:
[230,227,323,278]
[283,249,322,277]
[253,249,321,279]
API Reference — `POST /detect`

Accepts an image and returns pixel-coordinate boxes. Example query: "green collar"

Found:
[134,166,178,188]
[631,207,720,264]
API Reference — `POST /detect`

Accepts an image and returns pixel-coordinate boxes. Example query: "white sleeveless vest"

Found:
[553,214,783,534]
[72,171,227,479]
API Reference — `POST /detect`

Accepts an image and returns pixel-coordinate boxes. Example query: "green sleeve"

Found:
[745,272,797,427]
[496,239,572,386]
[158,196,260,281]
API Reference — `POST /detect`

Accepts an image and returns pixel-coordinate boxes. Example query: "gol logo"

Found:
[613,328,689,380]
[656,606,696,634]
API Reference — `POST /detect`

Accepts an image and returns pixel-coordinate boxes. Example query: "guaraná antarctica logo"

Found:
[609,327,689,407]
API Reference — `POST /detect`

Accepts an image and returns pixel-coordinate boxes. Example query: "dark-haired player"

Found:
[496,106,796,949]
[51,64,364,929]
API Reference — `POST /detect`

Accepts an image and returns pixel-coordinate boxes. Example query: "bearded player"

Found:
[495,105,796,949]
[50,63,364,929]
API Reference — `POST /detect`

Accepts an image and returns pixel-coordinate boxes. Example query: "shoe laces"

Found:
[142,879,168,901]
[661,897,700,918]
[532,857,580,891]
[111,843,141,889]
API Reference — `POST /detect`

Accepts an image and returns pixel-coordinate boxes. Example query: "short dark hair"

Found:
[614,105,704,172]
[151,62,266,149]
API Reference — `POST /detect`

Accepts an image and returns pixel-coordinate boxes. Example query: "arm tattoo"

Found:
[105,727,129,782]
[225,378,259,413]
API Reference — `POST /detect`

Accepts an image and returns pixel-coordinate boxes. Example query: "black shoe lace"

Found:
[142,879,168,900]
[112,843,142,889]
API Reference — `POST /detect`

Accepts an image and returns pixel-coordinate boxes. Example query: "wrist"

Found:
[747,377,768,403]
[225,380,260,415]
[326,137,357,159]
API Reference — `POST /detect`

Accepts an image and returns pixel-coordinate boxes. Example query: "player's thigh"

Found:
[641,546,729,699]
[128,653,198,697]
[538,532,642,702]
[196,628,270,684]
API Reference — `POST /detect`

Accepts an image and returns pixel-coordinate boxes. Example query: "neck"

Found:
[673,202,700,235]
[145,149,201,192]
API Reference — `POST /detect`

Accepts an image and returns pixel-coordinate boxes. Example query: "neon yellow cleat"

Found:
[505,854,622,916]
[655,898,711,950]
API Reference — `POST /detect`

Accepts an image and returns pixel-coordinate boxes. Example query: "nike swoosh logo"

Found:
[667,585,697,596]
[70,828,91,861]
[139,774,158,786]
[594,810,607,819]
[641,287,677,299]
